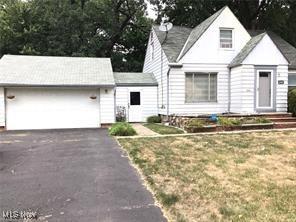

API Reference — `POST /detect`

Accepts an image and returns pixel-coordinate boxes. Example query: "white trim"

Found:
[219,28,234,50]
[256,69,274,109]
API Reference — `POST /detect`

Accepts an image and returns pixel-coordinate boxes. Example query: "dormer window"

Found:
[220,29,233,49]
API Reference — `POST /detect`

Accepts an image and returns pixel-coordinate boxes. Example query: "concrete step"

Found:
[274,122,296,129]
[268,117,296,123]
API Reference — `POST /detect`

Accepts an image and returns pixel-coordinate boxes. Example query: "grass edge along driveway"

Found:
[118,131,296,222]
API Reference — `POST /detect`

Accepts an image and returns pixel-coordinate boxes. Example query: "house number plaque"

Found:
[278,80,284,85]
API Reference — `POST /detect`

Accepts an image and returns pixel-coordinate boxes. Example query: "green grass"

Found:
[118,131,296,222]
[144,123,184,135]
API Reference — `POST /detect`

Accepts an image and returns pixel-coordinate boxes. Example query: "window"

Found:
[288,73,296,90]
[185,73,217,102]
[130,92,141,105]
[220,29,233,48]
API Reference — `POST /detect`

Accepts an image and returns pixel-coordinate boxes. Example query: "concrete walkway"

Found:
[132,123,159,136]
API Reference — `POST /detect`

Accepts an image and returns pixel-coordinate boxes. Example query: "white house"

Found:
[143,6,296,117]
[1,6,296,130]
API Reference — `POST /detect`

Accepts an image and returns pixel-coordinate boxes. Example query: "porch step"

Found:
[259,113,293,118]
[267,117,296,123]
[274,122,296,129]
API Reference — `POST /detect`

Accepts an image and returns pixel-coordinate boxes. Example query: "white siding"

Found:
[231,64,289,113]
[100,88,115,124]
[116,86,158,122]
[230,66,242,112]
[243,35,289,66]
[143,28,169,115]
[0,87,4,127]
[169,64,229,115]
[240,65,256,113]
[276,65,288,112]
[179,7,251,64]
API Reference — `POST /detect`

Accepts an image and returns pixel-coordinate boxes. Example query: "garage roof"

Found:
[0,55,115,87]
[114,72,158,86]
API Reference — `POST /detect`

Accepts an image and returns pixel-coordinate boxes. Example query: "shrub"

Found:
[288,89,296,116]
[109,123,136,136]
[147,115,161,123]
[218,117,241,126]
[254,117,272,124]
[186,119,205,128]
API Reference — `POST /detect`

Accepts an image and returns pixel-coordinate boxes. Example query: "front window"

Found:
[220,29,233,49]
[185,73,217,102]
[288,73,296,90]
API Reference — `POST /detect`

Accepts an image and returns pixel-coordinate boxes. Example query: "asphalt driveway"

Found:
[0,129,166,222]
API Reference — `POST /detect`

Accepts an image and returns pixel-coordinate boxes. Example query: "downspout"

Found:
[228,67,231,113]
[166,67,171,118]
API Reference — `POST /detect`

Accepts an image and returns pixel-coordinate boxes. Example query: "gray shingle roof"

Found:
[248,30,296,70]
[114,72,158,86]
[229,33,266,68]
[178,6,226,61]
[0,55,115,86]
[153,25,192,62]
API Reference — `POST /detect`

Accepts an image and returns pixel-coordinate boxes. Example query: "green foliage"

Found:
[186,119,206,128]
[254,117,272,124]
[157,192,179,207]
[0,0,151,72]
[109,122,136,136]
[218,117,241,126]
[288,89,296,116]
[147,115,161,123]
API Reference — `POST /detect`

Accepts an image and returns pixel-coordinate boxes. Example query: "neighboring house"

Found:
[143,6,296,116]
[0,55,158,130]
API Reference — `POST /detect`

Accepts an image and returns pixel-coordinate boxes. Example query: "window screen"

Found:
[130,92,141,105]
[288,74,296,86]
[220,29,233,48]
[185,73,217,102]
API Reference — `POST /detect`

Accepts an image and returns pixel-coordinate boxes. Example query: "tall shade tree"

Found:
[0,0,152,71]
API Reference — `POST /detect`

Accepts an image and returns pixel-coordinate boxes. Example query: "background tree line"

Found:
[0,0,296,72]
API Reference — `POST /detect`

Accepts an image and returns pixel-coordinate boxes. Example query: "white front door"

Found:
[128,91,142,122]
[256,70,273,109]
[6,88,101,130]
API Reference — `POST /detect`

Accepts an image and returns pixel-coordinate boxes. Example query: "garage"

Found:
[6,88,101,130]
[0,55,116,130]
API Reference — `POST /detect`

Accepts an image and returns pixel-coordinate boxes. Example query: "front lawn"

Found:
[118,131,296,222]
[144,123,184,135]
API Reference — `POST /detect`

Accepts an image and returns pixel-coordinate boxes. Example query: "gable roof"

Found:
[152,6,296,68]
[177,6,227,61]
[153,25,192,62]
[229,33,266,68]
[248,30,296,70]
[114,72,158,86]
[0,55,115,87]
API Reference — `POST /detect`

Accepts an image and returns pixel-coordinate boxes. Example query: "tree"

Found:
[0,0,152,71]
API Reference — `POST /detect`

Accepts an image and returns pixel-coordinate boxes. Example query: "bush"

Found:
[186,119,205,128]
[288,89,296,116]
[109,123,136,136]
[254,117,272,124]
[147,115,161,123]
[218,117,241,126]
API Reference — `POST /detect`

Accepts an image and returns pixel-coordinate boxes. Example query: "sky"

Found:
[145,0,158,19]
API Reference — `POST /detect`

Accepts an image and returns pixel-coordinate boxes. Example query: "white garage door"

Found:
[6,88,101,130]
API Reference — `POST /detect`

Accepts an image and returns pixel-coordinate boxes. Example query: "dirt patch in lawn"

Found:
[118,131,296,222]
